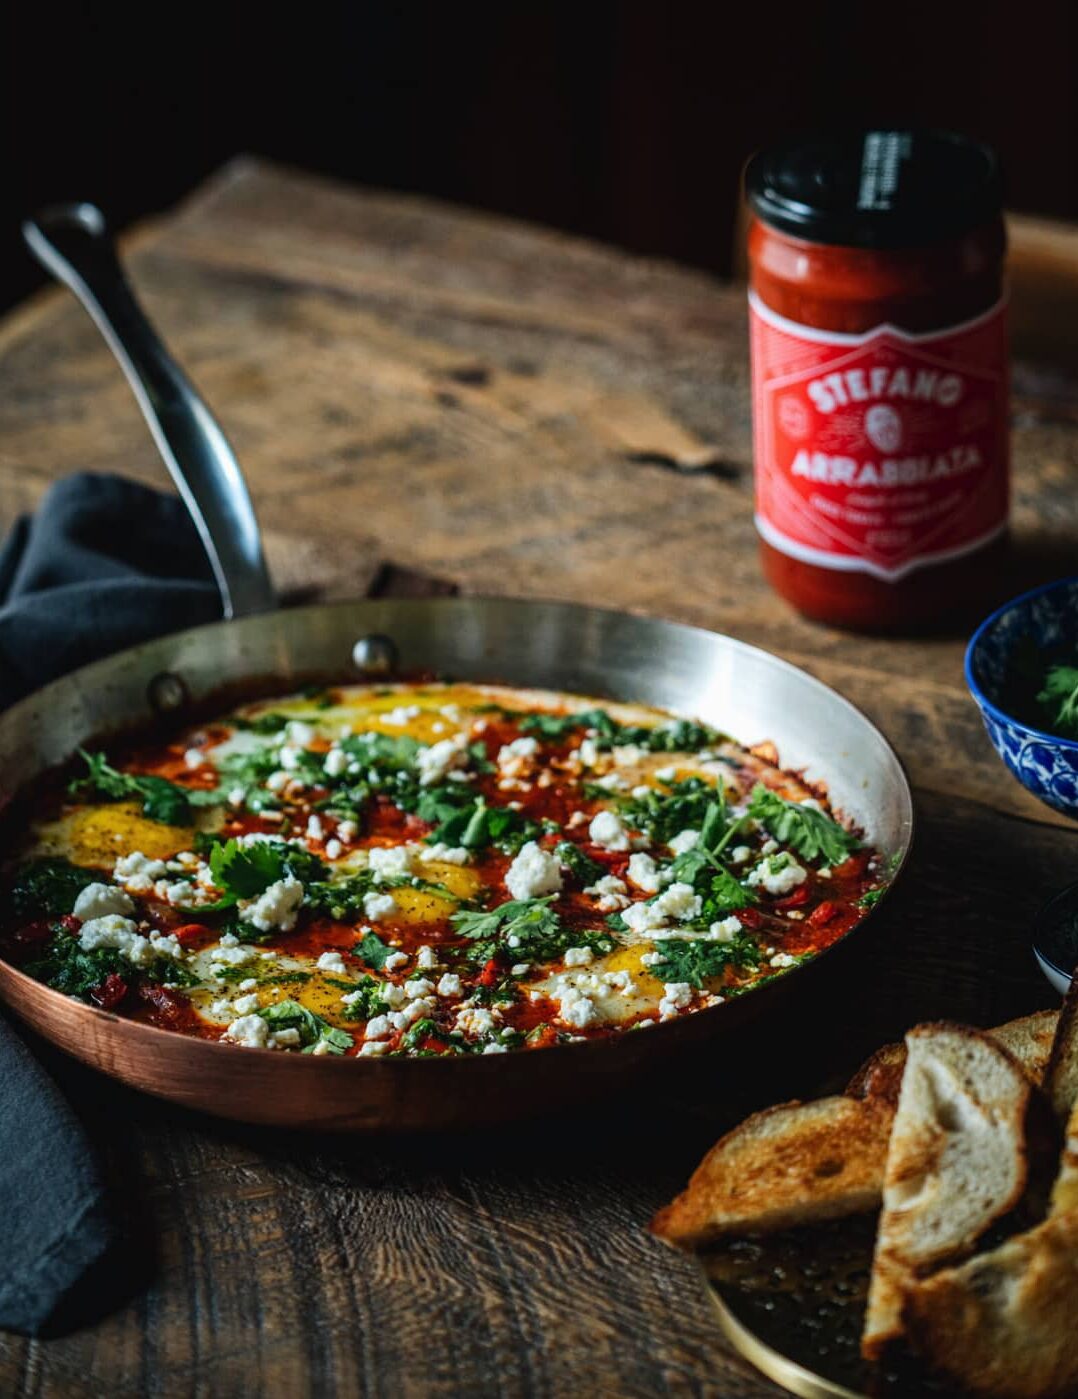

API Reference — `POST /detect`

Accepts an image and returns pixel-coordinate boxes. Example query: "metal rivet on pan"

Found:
[147,671,190,713]
[352,634,398,676]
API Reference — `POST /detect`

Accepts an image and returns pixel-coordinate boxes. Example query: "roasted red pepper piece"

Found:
[807,899,839,928]
[90,972,128,1011]
[775,884,812,910]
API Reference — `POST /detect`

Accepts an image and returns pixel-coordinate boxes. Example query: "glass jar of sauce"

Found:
[746,130,1007,632]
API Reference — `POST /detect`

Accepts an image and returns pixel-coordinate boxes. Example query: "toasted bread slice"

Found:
[1044,976,1078,1123]
[903,1209,1078,1398]
[861,1023,1038,1361]
[650,1095,894,1248]
[1050,1099,1078,1216]
[846,1010,1058,1107]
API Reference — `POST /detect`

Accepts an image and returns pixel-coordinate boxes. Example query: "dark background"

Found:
[2,1,1076,312]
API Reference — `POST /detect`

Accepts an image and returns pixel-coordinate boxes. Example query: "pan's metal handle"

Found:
[22,203,276,620]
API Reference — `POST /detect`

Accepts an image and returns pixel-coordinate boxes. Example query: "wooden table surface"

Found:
[1,158,1076,1398]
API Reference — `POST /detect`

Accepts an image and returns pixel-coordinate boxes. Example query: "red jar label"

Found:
[749,294,1008,581]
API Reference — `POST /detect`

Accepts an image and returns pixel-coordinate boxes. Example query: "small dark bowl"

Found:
[1031,882,1078,996]
[965,576,1078,819]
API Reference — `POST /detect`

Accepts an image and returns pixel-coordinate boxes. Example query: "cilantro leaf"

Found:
[70,749,195,825]
[518,708,721,753]
[209,839,287,899]
[452,897,614,964]
[747,785,859,866]
[1038,664,1078,738]
[230,711,291,734]
[338,975,387,1020]
[256,999,352,1054]
[354,929,396,970]
[619,778,722,845]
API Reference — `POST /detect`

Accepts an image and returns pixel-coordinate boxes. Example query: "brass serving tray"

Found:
[699,1219,955,1398]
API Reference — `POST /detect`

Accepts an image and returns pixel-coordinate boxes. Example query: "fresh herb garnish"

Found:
[230,711,292,734]
[256,999,352,1054]
[747,785,859,866]
[519,708,721,753]
[425,794,542,854]
[24,927,197,1001]
[69,749,199,825]
[1038,664,1078,739]
[9,857,97,920]
[338,975,387,1019]
[648,933,761,989]
[353,929,397,970]
[553,840,605,887]
[451,897,614,964]
[858,888,885,909]
[618,778,721,845]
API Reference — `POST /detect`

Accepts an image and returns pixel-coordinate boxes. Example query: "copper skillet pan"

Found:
[0,206,915,1132]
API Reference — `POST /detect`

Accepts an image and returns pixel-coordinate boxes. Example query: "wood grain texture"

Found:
[0,157,1076,1397]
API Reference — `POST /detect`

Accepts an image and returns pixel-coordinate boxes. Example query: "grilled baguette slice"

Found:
[861,1023,1040,1361]
[902,1209,1078,1399]
[650,1094,894,1247]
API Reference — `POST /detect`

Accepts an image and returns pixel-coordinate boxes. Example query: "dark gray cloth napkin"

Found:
[0,472,221,1333]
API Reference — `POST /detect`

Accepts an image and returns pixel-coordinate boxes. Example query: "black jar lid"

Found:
[745,130,1002,249]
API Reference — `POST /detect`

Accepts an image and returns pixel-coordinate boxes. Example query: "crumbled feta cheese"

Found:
[621,881,702,936]
[73,882,135,921]
[228,787,246,807]
[78,915,151,964]
[504,840,563,900]
[640,951,663,967]
[364,891,398,922]
[760,838,779,856]
[380,982,406,1007]
[658,981,693,1019]
[113,850,168,894]
[183,747,204,770]
[497,736,538,765]
[511,963,530,976]
[383,950,408,971]
[368,844,414,881]
[286,720,315,746]
[337,820,357,844]
[563,946,594,967]
[594,772,627,792]
[306,814,324,841]
[800,797,824,812]
[210,943,254,967]
[405,977,435,999]
[364,1015,391,1040]
[668,829,701,856]
[324,838,342,860]
[272,1027,302,1047]
[278,744,304,771]
[612,744,646,767]
[419,843,471,865]
[240,876,304,933]
[316,950,347,975]
[482,1042,508,1054]
[222,1015,270,1049]
[577,738,600,768]
[238,977,257,991]
[456,1006,498,1038]
[233,993,260,1015]
[417,736,468,786]
[770,952,798,968]
[382,704,421,726]
[730,845,752,864]
[416,945,438,970]
[631,785,651,799]
[555,986,597,1028]
[655,765,678,783]
[708,916,743,942]
[265,770,289,792]
[436,973,462,998]
[588,809,630,851]
[626,852,670,894]
[746,854,807,896]
[358,1041,390,1057]
[209,998,232,1017]
[583,873,631,912]
[323,747,349,778]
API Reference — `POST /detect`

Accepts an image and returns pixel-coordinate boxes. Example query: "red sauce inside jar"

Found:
[745,130,1008,632]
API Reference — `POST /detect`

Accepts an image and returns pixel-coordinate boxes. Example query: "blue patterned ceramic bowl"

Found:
[965,576,1078,819]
